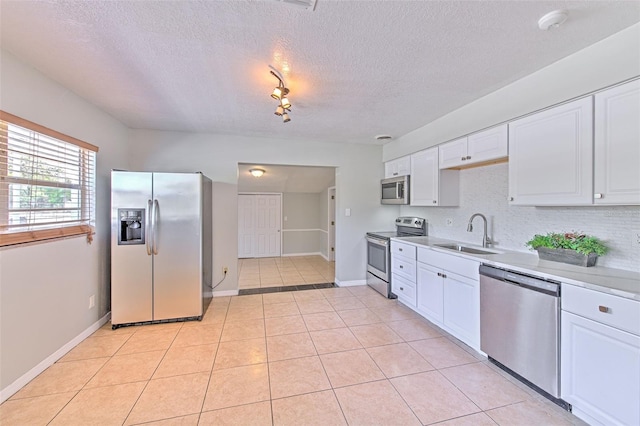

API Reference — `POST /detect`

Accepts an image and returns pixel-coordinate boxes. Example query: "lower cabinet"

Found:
[561,284,640,426]
[415,247,480,351]
[416,262,443,324]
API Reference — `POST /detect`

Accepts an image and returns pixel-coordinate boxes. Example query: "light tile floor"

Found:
[238,256,335,289]
[0,285,587,425]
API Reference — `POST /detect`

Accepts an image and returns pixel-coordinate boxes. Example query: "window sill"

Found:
[0,225,95,247]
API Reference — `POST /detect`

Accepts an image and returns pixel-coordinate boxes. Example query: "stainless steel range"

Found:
[366,217,427,298]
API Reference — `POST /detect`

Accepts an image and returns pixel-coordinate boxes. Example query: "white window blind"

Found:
[0,111,98,246]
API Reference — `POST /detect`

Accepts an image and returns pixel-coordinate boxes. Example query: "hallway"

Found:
[238,256,335,290]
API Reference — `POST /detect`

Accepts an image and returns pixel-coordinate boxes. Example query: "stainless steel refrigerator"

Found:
[111,171,212,327]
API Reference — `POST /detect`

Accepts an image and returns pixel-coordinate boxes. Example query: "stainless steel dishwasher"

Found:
[480,264,565,404]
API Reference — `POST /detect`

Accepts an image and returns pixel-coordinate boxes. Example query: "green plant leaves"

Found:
[525,232,608,256]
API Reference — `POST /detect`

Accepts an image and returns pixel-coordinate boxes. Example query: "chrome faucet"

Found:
[467,213,492,247]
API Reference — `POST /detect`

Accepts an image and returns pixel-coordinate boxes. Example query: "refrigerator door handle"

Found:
[146,199,153,255]
[152,199,159,255]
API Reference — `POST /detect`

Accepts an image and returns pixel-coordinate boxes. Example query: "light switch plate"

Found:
[345,208,351,217]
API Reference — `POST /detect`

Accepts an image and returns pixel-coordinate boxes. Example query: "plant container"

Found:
[536,247,598,267]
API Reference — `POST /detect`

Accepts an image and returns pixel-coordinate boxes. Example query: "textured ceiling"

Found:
[237,164,335,193]
[1,1,639,145]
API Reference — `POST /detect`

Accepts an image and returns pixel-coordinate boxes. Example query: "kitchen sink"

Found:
[433,243,503,255]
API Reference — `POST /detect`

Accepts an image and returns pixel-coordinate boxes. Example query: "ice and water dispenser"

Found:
[118,208,145,245]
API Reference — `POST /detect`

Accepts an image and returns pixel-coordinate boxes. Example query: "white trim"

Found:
[281,228,324,232]
[282,252,323,257]
[213,289,239,297]
[334,279,367,287]
[319,252,330,261]
[0,312,111,403]
[327,186,336,262]
[319,229,328,234]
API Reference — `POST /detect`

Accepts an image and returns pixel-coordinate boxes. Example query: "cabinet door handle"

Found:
[400,287,404,291]
[399,265,404,269]
[437,272,442,277]
[508,197,514,202]
[461,156,466,161]
[594,193,603,199]
[442,274,447,278]
[393,172,398,176]
[598,305,610,313]
[432,200,437,204]
[399,248,403,252]
[466,155,471,160]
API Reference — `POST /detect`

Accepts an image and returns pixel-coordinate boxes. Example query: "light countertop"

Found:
[392,235,640,301]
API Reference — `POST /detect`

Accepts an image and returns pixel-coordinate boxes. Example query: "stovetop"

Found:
[366,217,428,240]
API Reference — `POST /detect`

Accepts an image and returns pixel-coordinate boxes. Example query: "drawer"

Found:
[562,284,640,336]
[391,241,416,261]
[392,254,416,282]
[417,247,479,280]
[392,274,416,305]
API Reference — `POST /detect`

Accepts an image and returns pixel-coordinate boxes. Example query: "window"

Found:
[0,111,98,246]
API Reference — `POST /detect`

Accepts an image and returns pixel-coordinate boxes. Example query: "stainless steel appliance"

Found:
[366,217,427,298]
[111,171,212,327]
[480,265,564,402]
[381,175,409,205]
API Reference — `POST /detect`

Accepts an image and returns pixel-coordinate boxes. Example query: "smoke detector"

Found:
[274,0,318,11]
[538,10,568,30]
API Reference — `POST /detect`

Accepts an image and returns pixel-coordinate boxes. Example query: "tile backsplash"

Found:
[400,163,640,272]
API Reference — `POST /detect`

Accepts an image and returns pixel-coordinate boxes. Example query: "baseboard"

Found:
[212,289,239,297]
[334,279,367,287]
[0,312,111,404]
[282,252,323,257]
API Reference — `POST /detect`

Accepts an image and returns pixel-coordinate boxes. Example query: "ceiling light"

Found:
[375,135,393,141]
[269,67,292,123]
[249,168,265,178]
[538,10,568,31]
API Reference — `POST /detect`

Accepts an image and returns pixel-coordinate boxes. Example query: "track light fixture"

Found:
[270,68,292,123]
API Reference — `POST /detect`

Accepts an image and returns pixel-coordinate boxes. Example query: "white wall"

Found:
[399,163,640,272]
[384,24,640,161]
[126,130,398,286]
[283,192,322,256]
[0,51,129,392]
[211,182,239,294]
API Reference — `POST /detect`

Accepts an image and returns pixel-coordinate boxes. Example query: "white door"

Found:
[328,187,336,261]
[508,97,593,205]
[237,194,255,258]
[594,80,640,205]
[254,194,281,258]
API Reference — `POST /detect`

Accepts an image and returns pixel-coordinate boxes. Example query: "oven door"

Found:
[366,236,389,282]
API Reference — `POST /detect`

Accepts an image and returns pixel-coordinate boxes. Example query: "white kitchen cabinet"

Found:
[594,79,640,205]
[439,124,508,169]
[416,247,480,350]
[391,241,417,308]
[561,284,640,426]
[410,147,459,206]
[384,155,411,178]
[508,97,593,205]
[416,262,443,324]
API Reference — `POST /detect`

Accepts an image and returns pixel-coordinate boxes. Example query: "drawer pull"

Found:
[466,155,471,160]
[399,248,403,252]
[442,274,447,278]
[399,265,403,269]
[400,287,404,291]
[437,272,442,277]
[598,305,610,313]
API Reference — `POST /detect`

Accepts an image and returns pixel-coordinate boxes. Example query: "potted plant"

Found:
[525,232,608,267]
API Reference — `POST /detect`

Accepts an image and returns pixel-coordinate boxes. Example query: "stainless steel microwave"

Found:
[381,175,409,205]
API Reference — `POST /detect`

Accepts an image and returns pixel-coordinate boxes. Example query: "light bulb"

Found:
[274,105,284,116]
[271,86,283,100]
[281,97,291,109]
[282,113,290,123]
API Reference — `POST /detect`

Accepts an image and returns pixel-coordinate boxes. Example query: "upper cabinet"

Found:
[410,148,459,206]
[508,97,593,206]
[594,80,640,205]
[439,124,508,169]
[384,155,411,178]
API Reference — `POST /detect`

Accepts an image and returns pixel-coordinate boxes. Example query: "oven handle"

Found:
[366,236,389,247]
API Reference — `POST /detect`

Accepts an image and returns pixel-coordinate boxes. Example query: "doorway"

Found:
[238,193,282,258]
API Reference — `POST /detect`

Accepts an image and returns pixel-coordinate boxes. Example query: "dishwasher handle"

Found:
[480,265,560,296]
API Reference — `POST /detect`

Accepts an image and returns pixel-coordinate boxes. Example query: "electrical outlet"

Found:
[89,295,95,309]
[446,218,453,227]
[223,266,228,274]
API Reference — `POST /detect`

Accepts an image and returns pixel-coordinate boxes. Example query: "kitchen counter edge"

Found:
[391,236,640,301]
